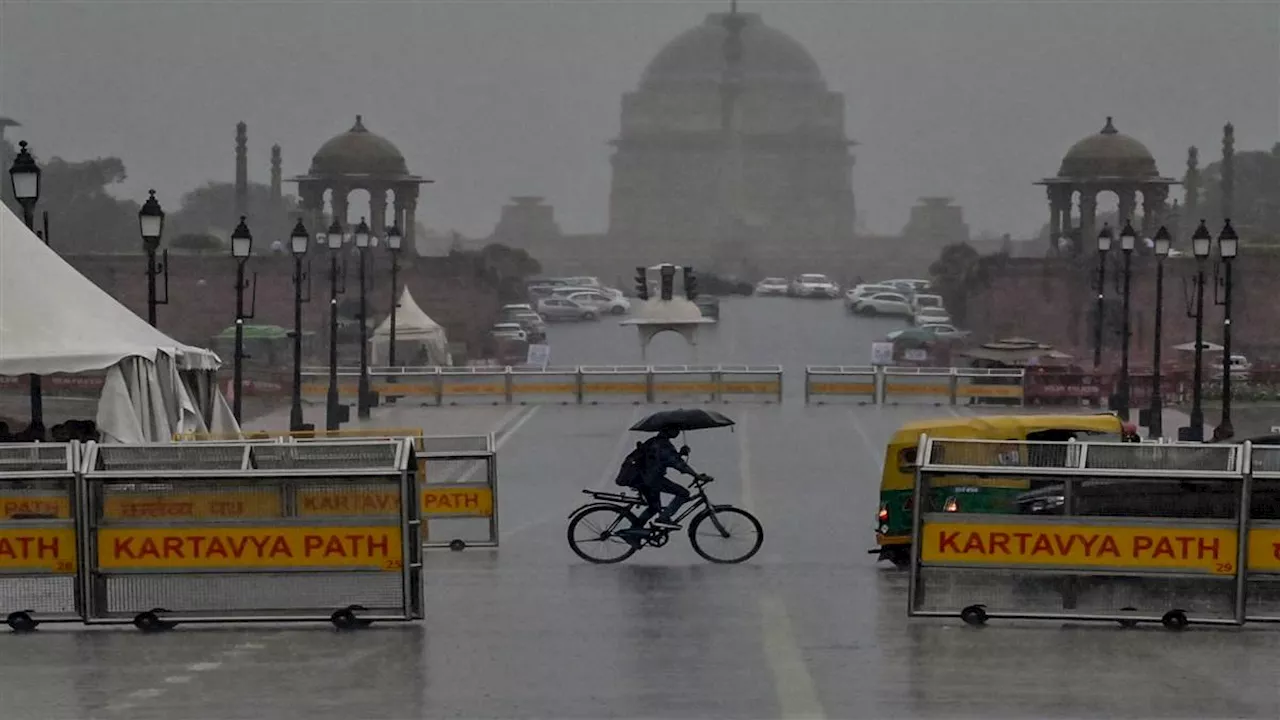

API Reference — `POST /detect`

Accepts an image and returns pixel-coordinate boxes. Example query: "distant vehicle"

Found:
[845,284,899,312]
[913,307,953,326]
[1212,354,1253,380]
[490,322,528,342]
[789,274,840,298]
[755,277,790,296]
[909,293,945,317]
[528,284,560,299]
[853,291,912,317]
[536,297,599,322]
[563,290,631,315]
[886,278,932,294]
[501,303,537,315]
[560,276,605,289]
[919,323,970,339]
[507,312,547,343]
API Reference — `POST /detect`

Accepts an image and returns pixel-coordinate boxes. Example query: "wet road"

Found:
[7,297,1280,719]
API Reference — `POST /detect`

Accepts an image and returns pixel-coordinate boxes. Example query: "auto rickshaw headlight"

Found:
[943,496,959,513]
[877,504,890,522]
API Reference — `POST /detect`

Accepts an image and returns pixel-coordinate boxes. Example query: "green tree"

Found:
[928,242,984,325]
[167,181,297,249]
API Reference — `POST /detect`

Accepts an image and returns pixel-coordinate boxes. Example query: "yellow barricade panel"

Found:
[97,526,403,571]
[1247,528,1280,572]
[297,486,400,517]
[0,493,72,519]
[811,382,875,395]
[722,381,780,394]
[885,383,951,396]
[0,527,76,573]
[104,492,282,520]
[956,385,1024,398]
[422,486,493,517]
[921,520,1238,576]
[584,382,646,394]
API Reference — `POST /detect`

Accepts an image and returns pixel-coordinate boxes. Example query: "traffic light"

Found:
[683,266,698,301]
[659,264,675,301]
[634,267,649,300]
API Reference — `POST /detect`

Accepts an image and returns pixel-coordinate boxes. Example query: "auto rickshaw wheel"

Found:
[884,547,912,569]
[960,604,988,627]
[1162,609,1189,631]
[1118,607,1140,628]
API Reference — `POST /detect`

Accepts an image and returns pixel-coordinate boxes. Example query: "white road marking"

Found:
[448,405,540,485]
[164,675,193,684]
[737,408,826,719]
[105,636,275,715]
[496,405,540,450]
[186,661,222,672]
[848,408,884,473]
[128,688,164,699]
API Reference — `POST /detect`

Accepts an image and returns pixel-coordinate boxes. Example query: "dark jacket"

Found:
[639,436,695,485]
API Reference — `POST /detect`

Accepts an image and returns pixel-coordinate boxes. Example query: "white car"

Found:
[790,274,840,298]
[913,307,953,326]
[886,278,932,294]
[490,323,527,342]
[755,277,790,296]
[501,303,537,315]
[919,323,970,339]
[564,290,630,315]
[909,293,945,317]
[853,291,912,317]
[845,283,898,311]
[536,296,599,322]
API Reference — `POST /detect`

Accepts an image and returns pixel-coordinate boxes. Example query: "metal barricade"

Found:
[299,368,361,403]
[650,365,719,404]
[804,366,877,405]
[954,368,1026,406]
[717,365,783,403]
[0,442,81,631]
[414,434,499,549]
[510,365,581,405]
[372,366,444,405]
[581,365,650,405]
[909,436,1249,629]
[882,367,954,405]
[439,367,510,405]
[79,438,423,629]
[1246,445,1280,622]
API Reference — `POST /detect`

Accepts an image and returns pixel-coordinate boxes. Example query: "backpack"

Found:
[614,441,649,487]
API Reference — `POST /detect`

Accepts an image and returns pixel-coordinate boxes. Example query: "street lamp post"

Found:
[324,220,347,431]
[229,217,256,423]
[1149,226,1171,439]
[9,141,43,430]
[1183,220,1213,442]
[385,224,403,367]
[138,190,169,326]
[288,219,311,431]
[353,218,373,419]
[1093,224,1113,369]
[1216,219,1239,437]
[1116,221,1136,420]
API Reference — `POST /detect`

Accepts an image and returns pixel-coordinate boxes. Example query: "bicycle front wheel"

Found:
[688,505,764,564]
[567,506,641,564]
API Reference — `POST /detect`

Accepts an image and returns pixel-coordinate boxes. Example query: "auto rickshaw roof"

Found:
[889,413,1124,444]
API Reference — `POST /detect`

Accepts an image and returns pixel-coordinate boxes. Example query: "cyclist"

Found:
[627,427,703,535]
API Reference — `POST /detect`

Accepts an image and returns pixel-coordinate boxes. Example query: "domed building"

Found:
[1037,117,1177,256]
[292,116,429,250]
[607,10,856,274]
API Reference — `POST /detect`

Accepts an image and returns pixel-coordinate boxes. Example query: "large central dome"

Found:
[640,12,826,89]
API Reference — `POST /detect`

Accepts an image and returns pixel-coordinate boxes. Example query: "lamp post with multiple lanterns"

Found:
[1115,221,1136,420]
[9,141,43,428]
[1148,225,1171,439]
[1093,224,1112,369]
[353,219,373,419]
[1216,219,1239,437]
[1182,220,1213,442]
[385,224,404,367]
[324,220,347,431]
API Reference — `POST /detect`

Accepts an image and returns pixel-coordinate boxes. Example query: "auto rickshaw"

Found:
[870,413,1131,568]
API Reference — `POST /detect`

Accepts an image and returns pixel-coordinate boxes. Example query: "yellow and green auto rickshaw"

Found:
[870,413,1132,568]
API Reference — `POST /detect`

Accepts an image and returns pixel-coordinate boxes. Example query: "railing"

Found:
[806,366,1025,406]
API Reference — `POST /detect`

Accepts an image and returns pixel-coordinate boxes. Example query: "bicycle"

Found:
[566,474,764,564]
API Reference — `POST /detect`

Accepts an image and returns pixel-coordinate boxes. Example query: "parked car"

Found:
[789,274,840,298]
[853,291,912,317]
[536,297,599,322]
[501,303,537,316]
[490,322,528,342]
[913,306,953,326]
[562,289,631,315]
[507,312,547,343]
[755,277,791,296]
[886,278,932,294]
[909,293,945,317]
[845,284,899,312]
[1212,354,1253,380]
[919,323,970,339]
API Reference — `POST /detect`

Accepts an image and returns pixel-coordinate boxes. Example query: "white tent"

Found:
[0,204,238,442]
[369,287,450,366]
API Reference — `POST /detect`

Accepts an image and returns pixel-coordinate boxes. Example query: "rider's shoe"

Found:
[617,528,647,548]
[651,519,681,530]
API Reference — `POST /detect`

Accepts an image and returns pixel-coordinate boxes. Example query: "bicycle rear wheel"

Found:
[567,506,642,564]
[688,505,763,564]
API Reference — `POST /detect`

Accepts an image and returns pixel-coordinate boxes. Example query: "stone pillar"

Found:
[235,122,248,221]
[1183,147,1200,238]
[392,196,406,235]
[1079,190,1097,248]
[369,186,387,240]
[1047,186,1062,254]
[404,199,418,250]
[1221,123,1235,222]
[270,144,282,205]
[1060,192,1075,254]
[1141,185,1167,238]
[332,187,350,229]
[298,182,325,239]
[1117,187,1136,231]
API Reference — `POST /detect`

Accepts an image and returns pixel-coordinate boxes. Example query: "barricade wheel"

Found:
[960,605,988,627]
[1161,609,1189,631]
[7,611,38,633]
[331,609,359,630]
[134,611,171,633]
[449,539,467,552]
[1118,607,1139,628]
[348,604,374,628]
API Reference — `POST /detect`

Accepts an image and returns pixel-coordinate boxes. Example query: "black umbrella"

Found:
[629,408,735,433]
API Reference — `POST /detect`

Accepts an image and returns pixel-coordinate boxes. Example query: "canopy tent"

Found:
[369,288,450,366]
[0,204,237,442]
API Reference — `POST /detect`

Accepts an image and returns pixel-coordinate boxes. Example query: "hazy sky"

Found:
[1,0,1277,239]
